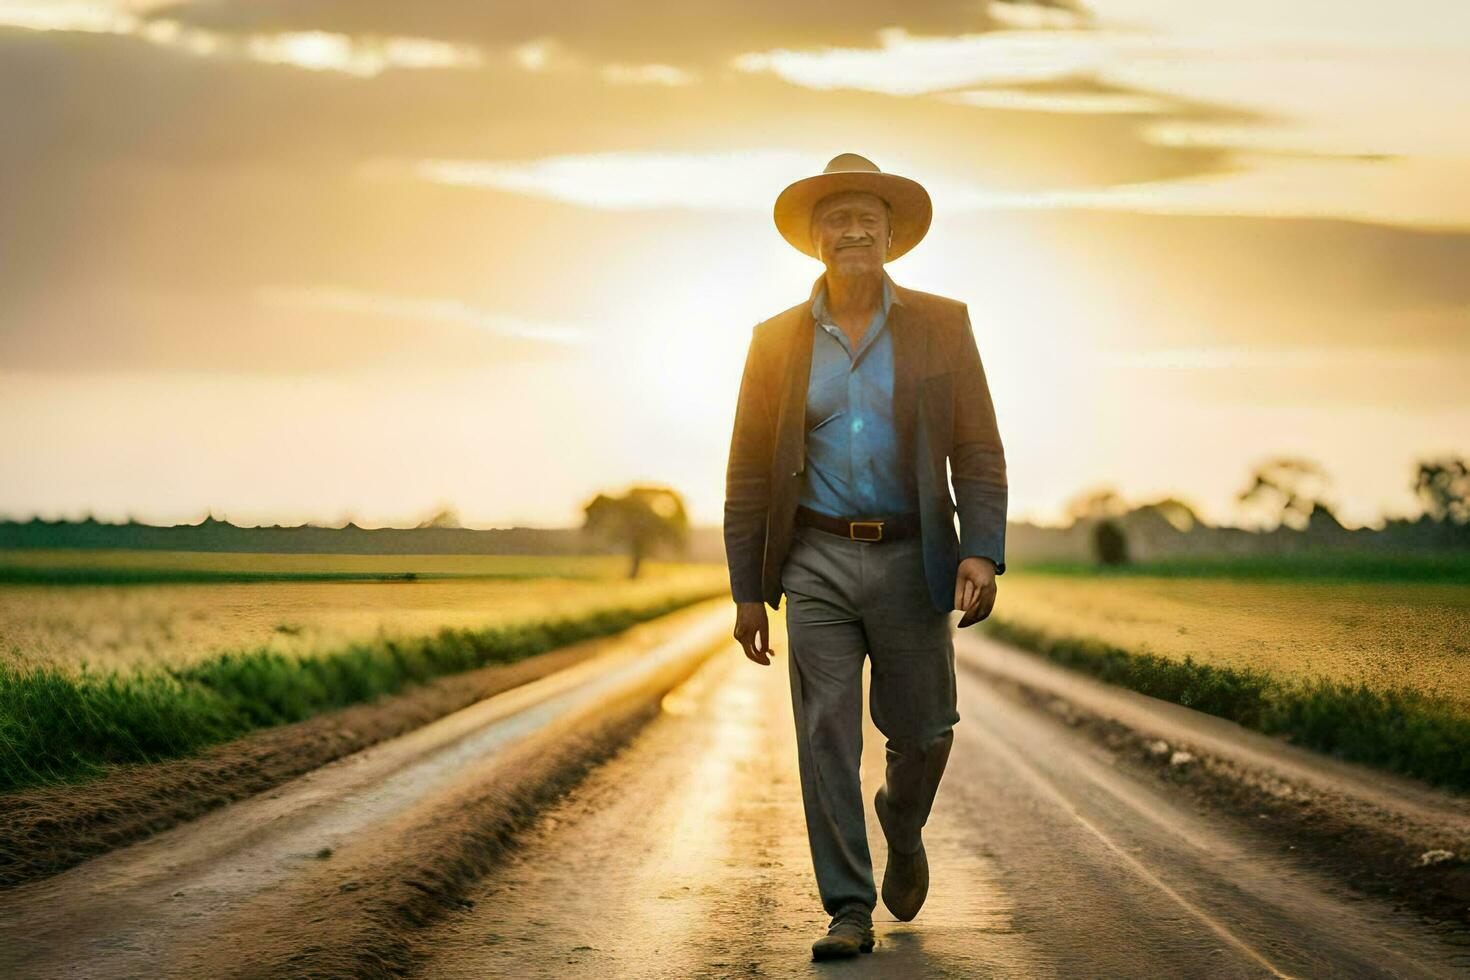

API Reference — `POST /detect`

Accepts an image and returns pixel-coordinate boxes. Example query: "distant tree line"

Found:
[4,456,1465,571]
[1065,454,1470,567]
[0,489,702,571]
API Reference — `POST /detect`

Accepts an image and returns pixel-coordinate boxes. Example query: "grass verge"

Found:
[0,568,574,586]
[0,589,723,794]
[1011,552,1470,584]
[983,617,1470,794]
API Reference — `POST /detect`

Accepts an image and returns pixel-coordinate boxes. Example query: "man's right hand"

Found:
[733,601,774,666]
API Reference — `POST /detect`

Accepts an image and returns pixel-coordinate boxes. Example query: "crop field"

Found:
[988,570,1470,790]
[995,573,1470,706]
[1016,552,1470,585]
[0,549,633,584]
[0,551,728,671]
[0,551,730,792]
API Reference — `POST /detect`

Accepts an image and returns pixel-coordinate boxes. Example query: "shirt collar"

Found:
[811,270,901,326]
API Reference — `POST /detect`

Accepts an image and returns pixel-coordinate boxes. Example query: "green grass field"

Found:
[0,551,730,793]
[987,568,1470,791]
[0,591,723,794]
[1014,552,1470,584]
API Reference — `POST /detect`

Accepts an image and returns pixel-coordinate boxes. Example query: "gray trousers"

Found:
[780,523,959,916]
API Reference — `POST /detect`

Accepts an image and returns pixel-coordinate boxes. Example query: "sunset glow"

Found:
[1,0,1466,532]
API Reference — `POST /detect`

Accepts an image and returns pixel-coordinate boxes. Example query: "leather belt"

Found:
[795,505,920,543]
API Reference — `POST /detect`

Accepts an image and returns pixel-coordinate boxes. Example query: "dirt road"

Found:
[416,616,1464,979]
[3,608,1464,978]
[0,606,731,979]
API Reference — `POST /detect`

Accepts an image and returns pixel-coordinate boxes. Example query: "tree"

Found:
[1137,496,1200,532]
[1064,486,1127,524]
[1414,455,1470,524]
[1236,457,1336,530]
[1064,486,1131,566]
[1093,519,1130,566]
[582,485,689,579]
[415,505,463,529]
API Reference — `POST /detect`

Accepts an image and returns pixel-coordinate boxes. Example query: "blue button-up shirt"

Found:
[799,273,916,518]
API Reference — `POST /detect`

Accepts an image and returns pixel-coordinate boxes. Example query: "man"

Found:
[723,153,1007,961]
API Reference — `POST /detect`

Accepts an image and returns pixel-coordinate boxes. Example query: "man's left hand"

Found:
[953,556,997,627]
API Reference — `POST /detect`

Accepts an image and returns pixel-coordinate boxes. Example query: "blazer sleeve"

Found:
[723,325,774,603]
[949,305,1008,574]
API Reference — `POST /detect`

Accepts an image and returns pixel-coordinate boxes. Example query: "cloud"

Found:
[408,147,1470,229]
[724,22,1470,224]
[255,286,586,346]
[989,1,1089,30]
[601,62,698,87]
[0,0,141,32]
[416,147,1231,214]
[0,282,585,374]
[242,31,480,76]
[732,26,1132,95]
[412,150,817,211]
[966,155,1470,229]
[141,0,1037,63]
[729,19,1470,164]
[0,0,483,75]
[511,35,574,72]
[938,87,1172,114]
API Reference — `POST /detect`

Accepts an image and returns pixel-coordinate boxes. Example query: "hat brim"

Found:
[774,170,932,261]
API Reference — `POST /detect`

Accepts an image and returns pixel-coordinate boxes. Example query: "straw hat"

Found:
[773,152,932,261]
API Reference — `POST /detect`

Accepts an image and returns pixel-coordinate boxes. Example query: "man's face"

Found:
[811,191,889,274]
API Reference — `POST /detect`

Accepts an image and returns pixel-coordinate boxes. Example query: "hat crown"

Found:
[773,152,930,261]
[823,153,881,175]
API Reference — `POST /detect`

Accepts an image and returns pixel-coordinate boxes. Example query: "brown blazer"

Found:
[723,271,1007,613]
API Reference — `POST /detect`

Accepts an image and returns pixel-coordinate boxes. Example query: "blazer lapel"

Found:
[888,280,926,477]
[773,275,821,477]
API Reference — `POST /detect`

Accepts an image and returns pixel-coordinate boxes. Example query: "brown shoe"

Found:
[811,907,875,960]
[875,786,929,921]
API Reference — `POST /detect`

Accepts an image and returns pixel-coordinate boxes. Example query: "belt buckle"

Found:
[849,520,884,542]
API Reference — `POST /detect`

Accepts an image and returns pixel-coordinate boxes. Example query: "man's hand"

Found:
[954,556,998,627]
[733,601,775,665]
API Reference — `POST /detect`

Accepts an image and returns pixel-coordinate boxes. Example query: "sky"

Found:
[2,0,1467,530]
